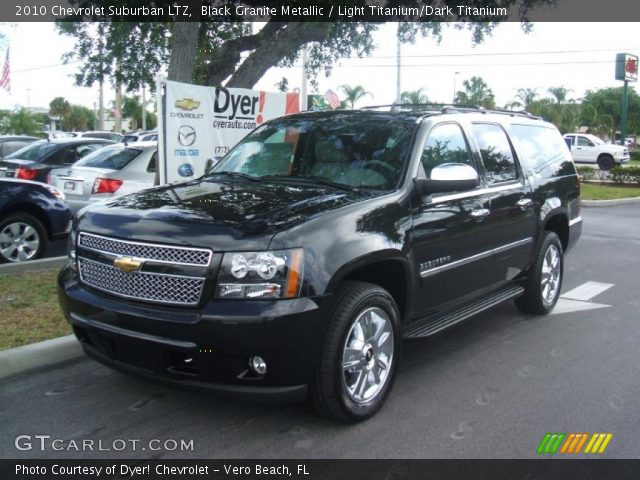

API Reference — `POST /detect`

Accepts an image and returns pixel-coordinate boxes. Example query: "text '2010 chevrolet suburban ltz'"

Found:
[58,106,582,422]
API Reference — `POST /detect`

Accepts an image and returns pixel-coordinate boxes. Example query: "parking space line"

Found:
[560,281,614,302]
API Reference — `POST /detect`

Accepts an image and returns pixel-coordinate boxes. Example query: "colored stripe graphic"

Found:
[584,433,613,454]
[537,433,613,454]
[537,433,565,454]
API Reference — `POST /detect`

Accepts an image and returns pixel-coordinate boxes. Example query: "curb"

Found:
[0,256,67,275]
[582,197,640,207]
[0,335,83,380]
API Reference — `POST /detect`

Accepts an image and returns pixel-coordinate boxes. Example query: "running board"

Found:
[403,285,524,339]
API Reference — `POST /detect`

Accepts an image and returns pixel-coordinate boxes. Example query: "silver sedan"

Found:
[48,142,157,213]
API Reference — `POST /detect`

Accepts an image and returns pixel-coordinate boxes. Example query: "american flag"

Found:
[324,89,340,109]
[0,48,9,93]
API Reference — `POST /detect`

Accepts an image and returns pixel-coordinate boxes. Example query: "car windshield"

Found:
[74,146,142,169]
[210,114,417,190]
[5,140,58,161]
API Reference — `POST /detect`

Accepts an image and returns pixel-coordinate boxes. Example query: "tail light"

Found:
[92,178,123,194]
[15,167,39,180]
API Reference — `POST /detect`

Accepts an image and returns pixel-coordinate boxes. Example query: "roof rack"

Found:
[360,103,541,120]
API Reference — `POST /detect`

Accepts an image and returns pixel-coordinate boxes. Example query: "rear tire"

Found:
[515,231,563,315]
[310,281,401,422]
[0,213,47,263]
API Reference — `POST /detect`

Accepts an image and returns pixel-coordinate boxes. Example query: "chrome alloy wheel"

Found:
[541,244,561,305]
[341,307,394,404]
[0,222,41,262]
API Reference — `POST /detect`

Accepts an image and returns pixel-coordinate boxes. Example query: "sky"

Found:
[0,22,639,113]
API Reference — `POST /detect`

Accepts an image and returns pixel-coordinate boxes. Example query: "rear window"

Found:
[74,147,142,169]
[5,141,59,161]
[509,124,573,174]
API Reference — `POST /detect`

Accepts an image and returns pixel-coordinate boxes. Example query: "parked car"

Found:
[48,142,157,213]
[72,131,124,142]
[0,138,114,183]
[122,130,158,143]
[0,135,41,158]
[563,133,629,169]
[0,178,71,262]
[58,106,581,421]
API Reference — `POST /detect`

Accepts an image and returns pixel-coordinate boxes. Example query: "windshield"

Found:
[586,135,604,145]
[211,114,417,190]
[5,140,58,161]
[74,146,142,169]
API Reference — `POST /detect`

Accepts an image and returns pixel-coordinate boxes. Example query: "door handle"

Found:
[516,198,533,211]
[470,208,490,219]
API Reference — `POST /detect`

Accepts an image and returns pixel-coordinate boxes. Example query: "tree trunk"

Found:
[167,0,201,83]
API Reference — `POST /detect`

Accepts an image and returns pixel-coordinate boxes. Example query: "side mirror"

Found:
[415,163,479,195]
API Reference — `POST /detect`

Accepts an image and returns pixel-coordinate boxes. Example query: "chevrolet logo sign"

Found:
[174,98,201,111]
[113,257,143,273]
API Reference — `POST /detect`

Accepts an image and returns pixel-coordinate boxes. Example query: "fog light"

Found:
[249,356,267,375]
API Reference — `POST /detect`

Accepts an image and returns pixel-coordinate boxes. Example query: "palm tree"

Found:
[339,84,373,109]
[547,86,572,104]
[514,88,538,110]
[399,88,429,105]
[49,96,71,130]
[454,76,495,108]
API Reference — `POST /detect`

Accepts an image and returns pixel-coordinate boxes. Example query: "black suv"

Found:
[58,107,582,421]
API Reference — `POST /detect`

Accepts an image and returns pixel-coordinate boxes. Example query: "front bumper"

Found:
[57,266,330,402]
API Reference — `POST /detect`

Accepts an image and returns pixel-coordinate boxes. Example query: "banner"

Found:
[158,79,299,184]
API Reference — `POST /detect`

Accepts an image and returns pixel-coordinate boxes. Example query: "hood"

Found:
[77,177,371,251]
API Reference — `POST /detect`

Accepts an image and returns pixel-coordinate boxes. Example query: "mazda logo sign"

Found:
[178,125,196,147]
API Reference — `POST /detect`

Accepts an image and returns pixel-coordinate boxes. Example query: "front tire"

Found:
[515,231,563,315]
[311,281,401,422]
[0,213,47,263]
[598,155,614,170]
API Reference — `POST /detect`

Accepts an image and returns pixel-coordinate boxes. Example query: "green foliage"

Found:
[581,87,640,135]
[400,88,429,105]
[454,76,495,108]
[63,105,95,131]
[576,166,595,181]
[609,166,640,185]
[6,108,41,136]
[339,84,373,109]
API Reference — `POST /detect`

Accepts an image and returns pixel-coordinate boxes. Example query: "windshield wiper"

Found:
[262,174,359,192]
[206,171,261,182]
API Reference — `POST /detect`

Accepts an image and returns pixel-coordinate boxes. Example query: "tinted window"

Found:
[471,123,517,184]
[421,123,472,178]
[147,152,157,173]
[1,140,34,157]
[5,141,58,161]
[510,124,573,173]
[75,147,142,169]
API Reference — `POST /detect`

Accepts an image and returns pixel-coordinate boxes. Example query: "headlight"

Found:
[215,248,304,299]
[67,228,77,271]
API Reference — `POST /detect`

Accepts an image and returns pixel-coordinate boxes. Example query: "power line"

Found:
[12,60,81,74]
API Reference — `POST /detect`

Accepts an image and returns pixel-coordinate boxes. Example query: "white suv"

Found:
[564,133,629,169]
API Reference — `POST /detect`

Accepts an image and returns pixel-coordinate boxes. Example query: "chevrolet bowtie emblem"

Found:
[113,257,143,273]
[174,98,201,111]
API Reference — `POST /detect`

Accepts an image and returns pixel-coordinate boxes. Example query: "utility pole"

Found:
[300,46,308,111]
[396,23,401,104]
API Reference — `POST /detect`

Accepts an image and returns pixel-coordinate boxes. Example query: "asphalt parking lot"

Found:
[1,204,639,460]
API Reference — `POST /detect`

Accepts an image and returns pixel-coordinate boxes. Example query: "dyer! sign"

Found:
[159,79,299,184]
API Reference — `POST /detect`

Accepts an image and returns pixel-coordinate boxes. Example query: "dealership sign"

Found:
[158,79,299,184]
[615,53,638,82]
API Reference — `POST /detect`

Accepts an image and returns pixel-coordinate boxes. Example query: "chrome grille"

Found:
[78,258,204,306]
[79,232,211,266]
